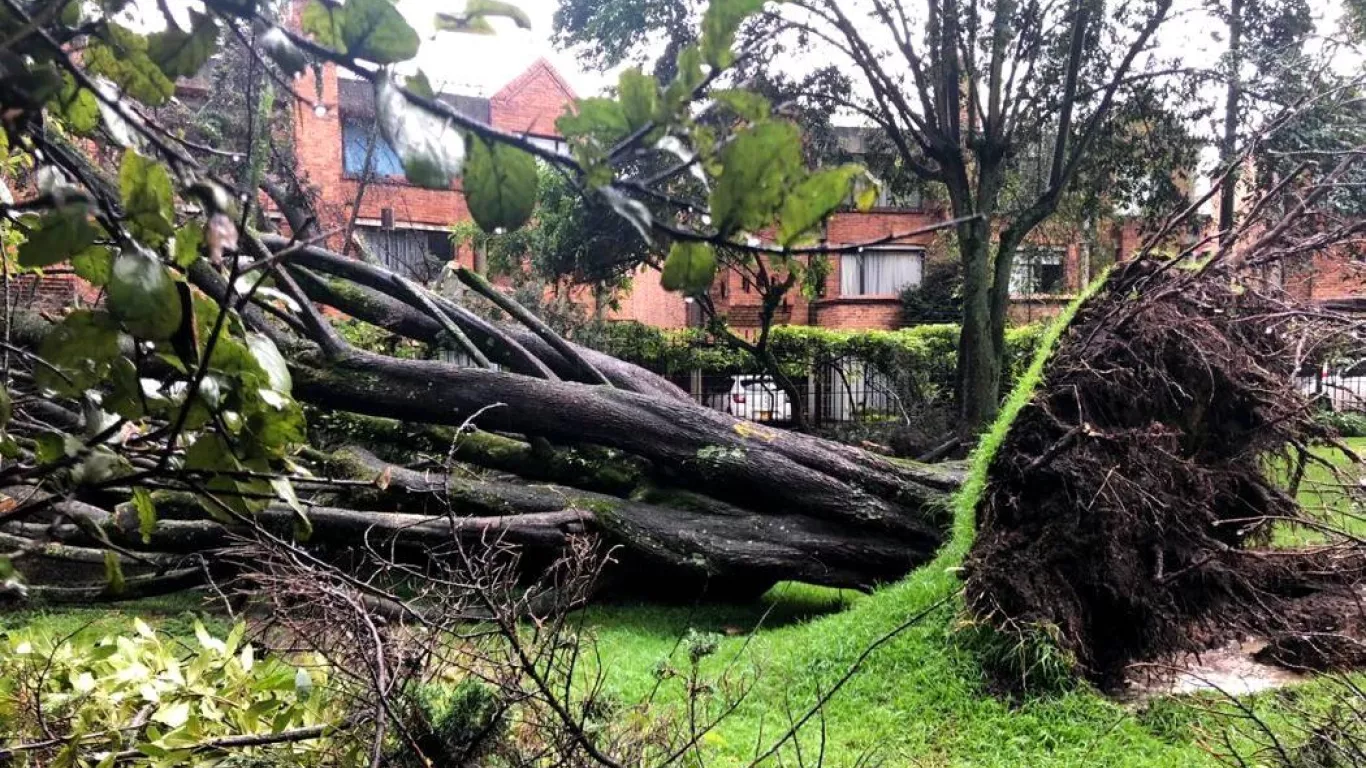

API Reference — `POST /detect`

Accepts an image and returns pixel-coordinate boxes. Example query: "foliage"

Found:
[591,320,1042,383]
[0,619,352,766]
[451,164,654,300]
[331,317,427,360]
[1315,408,1366,438]
[900,258,963,326]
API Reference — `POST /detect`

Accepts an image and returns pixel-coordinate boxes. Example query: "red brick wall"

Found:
[490,59,577,138]
[609,266,689,328]
[1284,249,1366,302]
[1,274,92,313]
[811,298,902,328]
[290,56,575,272]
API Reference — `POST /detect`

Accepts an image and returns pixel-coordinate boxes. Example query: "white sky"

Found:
[391,0,617,97]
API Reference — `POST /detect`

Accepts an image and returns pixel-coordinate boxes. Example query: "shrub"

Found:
[1316,408,1366,437]
[0,619,353,766]
[590,320,1044,405]
[899,258,962,326]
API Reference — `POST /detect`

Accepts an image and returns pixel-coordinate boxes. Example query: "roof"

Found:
[490,57,578,106]
[336,78,491,123]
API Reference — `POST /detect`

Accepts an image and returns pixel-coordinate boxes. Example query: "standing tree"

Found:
[554,0,1183,431]
[1207,0,1313,241]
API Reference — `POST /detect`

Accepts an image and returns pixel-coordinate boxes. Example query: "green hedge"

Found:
[581,319,1038,407]
[589,321,1045,401]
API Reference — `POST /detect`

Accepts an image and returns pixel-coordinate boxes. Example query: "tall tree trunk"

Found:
[957,218,1001,435]
[1219,0,1245,243]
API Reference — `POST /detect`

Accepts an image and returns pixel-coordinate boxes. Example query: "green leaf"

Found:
[34,433,80,464]
[301,0,347,51]
[713,89,770,121]
[50,73,100,134]
[463,135,537,232]
[172,224,203,268]
[106,356,145,419]
[243,388,306,457]
[0,385,11,429]
[598,187,652,243]
[779,165,861,246]
[108,248,183,340]
[246,333,292,393]
[405,70,434,99]
[131,487,157,544]
[701,0,764,69]
[85,25,175,106]
[709,120,802,237]
[17,206,101,268]
[661,45,705,119]
[104,551,126,596]
[72,245,115,286]
[147,11,219,78]
[660,241,716,294]
[619,68,657,131]
[152,701,189,728]
[435,0,531,33]
[259,26,308,76]
[119,150,176,246]
[846,170,879,210]
[464,0,531,27]
[270,477,312,541]
[556,97,630,143]
[35,310,121,397]
[341,0,419,64]
[375,77,465,188]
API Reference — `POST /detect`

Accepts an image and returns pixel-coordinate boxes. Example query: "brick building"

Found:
[285,53,692,328]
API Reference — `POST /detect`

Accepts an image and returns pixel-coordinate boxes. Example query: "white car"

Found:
[727,375,792,422]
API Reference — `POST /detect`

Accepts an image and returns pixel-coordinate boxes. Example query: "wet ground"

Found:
[1121,637,1306,700]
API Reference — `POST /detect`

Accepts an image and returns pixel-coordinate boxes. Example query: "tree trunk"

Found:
[1219,0,1244,243]
[957,218,1002,435]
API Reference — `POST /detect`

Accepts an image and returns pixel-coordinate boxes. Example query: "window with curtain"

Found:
[839,248,924,296]
[342,120,405,178]
[357,226,454,282]
[1009,247,1067,295]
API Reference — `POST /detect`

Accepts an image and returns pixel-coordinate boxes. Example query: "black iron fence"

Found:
[1297,366,1366,412]
[675,355,937,426]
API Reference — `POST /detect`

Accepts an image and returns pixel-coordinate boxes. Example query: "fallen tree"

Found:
[1,231,961,596]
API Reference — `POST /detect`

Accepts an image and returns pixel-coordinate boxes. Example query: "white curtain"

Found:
[841,250,924,296]
[840,253,862,296]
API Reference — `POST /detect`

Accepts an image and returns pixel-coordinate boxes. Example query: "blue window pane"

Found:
[342,120,405,177]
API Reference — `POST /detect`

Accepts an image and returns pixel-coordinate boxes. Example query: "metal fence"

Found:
[1296,367,1366,412]
[677,355,934,426]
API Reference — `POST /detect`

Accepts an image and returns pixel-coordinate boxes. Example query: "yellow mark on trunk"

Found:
[733,421,777,442]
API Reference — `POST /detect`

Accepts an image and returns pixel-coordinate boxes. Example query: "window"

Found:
[357,226,454,281]
[1010,247,1067,295]
[526,135,567,155]
[871,181,922,210]
[839,248,924,296]
[342,120,404,178]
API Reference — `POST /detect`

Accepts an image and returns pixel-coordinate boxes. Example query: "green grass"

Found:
[1274,437,1366,546]
[0,593,226,644]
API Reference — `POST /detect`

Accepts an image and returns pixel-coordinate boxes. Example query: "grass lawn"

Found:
[1274,435,1366,546]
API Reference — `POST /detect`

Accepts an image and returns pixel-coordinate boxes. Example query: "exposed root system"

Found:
[965,260,1366,686]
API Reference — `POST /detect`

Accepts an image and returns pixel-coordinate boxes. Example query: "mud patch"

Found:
[1123,638,1307,700]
